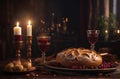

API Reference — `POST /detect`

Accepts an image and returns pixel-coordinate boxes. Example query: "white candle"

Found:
[104,0,109,18]
[27,20,32,36]
[113,0,117,15]
[14,22,22,35]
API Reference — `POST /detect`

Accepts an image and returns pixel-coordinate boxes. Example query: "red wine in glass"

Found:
[38,37,50,52]
[88,34,98,44]
[37,35,50,64]
[87,30,100,51]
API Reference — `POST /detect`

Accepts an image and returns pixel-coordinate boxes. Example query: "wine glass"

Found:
[37,34,50,64]
[87,30,100,51]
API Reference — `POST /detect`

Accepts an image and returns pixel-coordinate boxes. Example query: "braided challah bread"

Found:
[56,48,102,67]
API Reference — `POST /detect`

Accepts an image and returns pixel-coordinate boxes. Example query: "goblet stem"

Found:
[41,52,46,64]
[90,44,95,51]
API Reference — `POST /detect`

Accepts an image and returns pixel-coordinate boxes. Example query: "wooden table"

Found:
[0,59,120,79]
[0,70,120,79]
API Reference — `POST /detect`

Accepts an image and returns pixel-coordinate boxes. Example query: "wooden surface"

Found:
[0,59,120,79]
[0,69,120,79]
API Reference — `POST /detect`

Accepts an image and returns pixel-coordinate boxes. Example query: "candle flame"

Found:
[105,30,108,34]
[28,20,31,25]
[17,22,19,26]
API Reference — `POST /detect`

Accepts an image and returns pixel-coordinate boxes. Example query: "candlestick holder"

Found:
[27,36,32,65]
[14,41,23,63]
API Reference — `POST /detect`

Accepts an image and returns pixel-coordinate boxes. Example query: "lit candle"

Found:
[14,22,22,41]
[27,20,32,36]
[14,22,22,35]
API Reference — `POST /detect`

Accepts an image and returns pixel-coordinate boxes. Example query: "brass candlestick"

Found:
[14,41,23,63]
[27,36,32,65]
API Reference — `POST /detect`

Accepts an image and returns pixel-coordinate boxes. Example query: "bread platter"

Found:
[43,48,118,75]
[44,60,117,75]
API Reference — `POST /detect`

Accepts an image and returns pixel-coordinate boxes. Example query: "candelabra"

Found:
[27,36,32,65]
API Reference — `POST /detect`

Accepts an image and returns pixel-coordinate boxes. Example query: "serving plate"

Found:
[44,60,117,75]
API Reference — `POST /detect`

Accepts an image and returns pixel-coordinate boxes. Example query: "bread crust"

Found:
[56,48,102,67]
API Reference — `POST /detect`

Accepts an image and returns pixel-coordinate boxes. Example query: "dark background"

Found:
[0,0,120,60]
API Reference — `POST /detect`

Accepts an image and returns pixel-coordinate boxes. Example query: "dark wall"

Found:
[0,0,93,59]
[0,0,86,59]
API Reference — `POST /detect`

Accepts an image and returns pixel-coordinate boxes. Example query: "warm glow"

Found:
[28,20,31,25]
[66,18,68,22]
[16,22,19,26]
[105,30,108,34]
[14,21,22,35]
[58,23,61,27]
[117,29,120,34]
